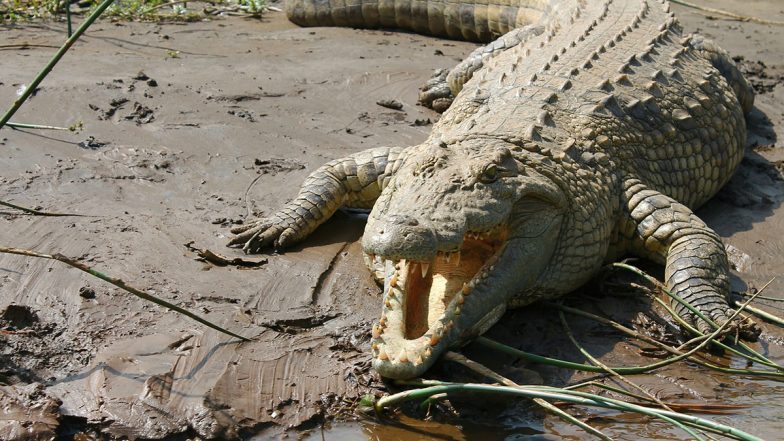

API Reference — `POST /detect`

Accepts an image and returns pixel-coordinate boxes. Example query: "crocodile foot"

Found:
[682,306,761,342]
[227,212,303,253]
[418,68,453,113]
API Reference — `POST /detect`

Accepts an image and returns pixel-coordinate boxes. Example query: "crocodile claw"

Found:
[682,308,761,342]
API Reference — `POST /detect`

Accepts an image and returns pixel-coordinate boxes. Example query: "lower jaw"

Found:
[371,352,437,379]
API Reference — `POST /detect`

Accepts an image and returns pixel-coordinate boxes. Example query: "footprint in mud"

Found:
[78,136,108,150]
[1,304,38,330]
[227,108,261,122]
[125,102,155,125]
[89,97,128,120]
[252,158,306,175]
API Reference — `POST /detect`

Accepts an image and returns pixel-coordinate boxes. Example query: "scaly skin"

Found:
[231,0,759,379]
[285,0,550,42]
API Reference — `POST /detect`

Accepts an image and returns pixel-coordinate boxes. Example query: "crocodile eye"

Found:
[480,164,499,183]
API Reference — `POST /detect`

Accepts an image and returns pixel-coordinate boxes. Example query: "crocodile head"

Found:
[362,138,566,379]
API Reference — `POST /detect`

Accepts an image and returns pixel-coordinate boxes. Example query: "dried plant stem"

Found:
[6,122,73,131]
[733,300,784,327]
[0,0,117,129]
[548,302,783,378]
[558,310,675,413]
[0,246,249,341]
[376,383,770,440]
[737,291,784,302]
[0,200,84,217]
[478,289,766,382]
[611,263,780,370]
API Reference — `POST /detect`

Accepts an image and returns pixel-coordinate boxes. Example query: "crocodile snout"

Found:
[363,215,437,261]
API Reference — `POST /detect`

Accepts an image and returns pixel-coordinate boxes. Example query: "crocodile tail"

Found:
[285,0,548,42]
[688,34,755,115]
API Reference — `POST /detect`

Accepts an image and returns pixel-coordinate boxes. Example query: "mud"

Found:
[0,0,783,439]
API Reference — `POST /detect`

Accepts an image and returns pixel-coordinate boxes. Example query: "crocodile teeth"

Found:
[414,354,423,366]
[421,262,430,278]
[372,324,381,339]
[445,252,451,263]
[389,274,398,287]
[398,348,408,363]
[378,348,389,360]
[462,283,471,295]
[429,333,441,346]
[455,306,461,316]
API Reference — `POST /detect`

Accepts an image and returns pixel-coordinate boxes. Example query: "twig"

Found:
[548,302,783,378]
[0,246,250,341]
[733,300,784,327]
[670,0,784,26]
[6,121,74,131]
[567,380,748,414]
[0,0,117,130]
[0,44,61,50]
[737,291,784,302]
[611,263,780,370]
[478,290,767,380]
[558,310,676,413]
[444,352,615,441]
[377,383,768,441]
[652,294,780,369]
[0,200,85,217]
[184,241,267,267]
[243,174,264,218]
[66,0,72,37]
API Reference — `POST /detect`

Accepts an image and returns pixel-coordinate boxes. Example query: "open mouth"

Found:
[371,224,508,368]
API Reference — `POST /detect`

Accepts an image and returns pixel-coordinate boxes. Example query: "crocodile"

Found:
[229,0,759,379]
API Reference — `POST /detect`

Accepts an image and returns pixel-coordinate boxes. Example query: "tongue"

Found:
[404,262,432,339]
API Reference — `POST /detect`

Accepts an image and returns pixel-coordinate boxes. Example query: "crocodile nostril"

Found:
[407,219,419,227]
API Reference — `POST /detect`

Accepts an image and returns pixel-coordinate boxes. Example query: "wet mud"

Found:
[1,0,783,439]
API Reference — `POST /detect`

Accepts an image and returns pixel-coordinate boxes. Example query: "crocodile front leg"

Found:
[228,146,406,253]
[419,25,543,112]
[619,179,759,339]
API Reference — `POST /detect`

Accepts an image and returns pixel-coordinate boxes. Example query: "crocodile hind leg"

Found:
[620,179,759,339]
[228,146,406,253]
[419,25,544,112]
